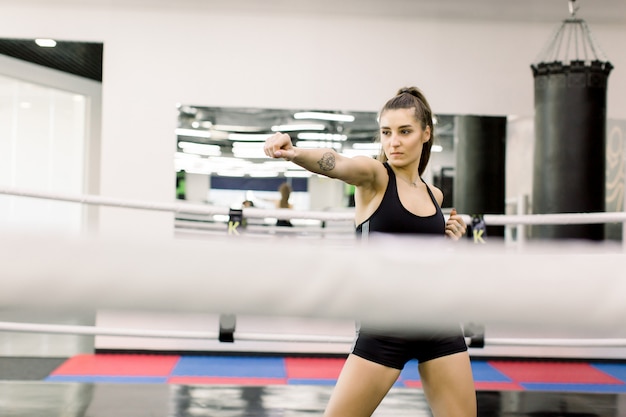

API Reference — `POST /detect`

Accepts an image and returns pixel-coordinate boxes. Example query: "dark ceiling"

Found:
[0,38,103,82]
[178,106,381,142]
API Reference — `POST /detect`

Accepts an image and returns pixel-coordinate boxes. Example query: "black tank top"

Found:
[356,162,445,236]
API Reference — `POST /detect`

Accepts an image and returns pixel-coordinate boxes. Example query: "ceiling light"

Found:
[178,142,221,156]
[227,133,273,141]
[35,39,57,48]
[431,145,443,152]
[208,156,252,166]
[295,141,342,150]
[175,157,212,174]
[213,124,267,132]
[232,149,267,159]
[175,151,201,159]
[175,128,211,138]
[271,123,326,132]
[216,170,246,177]
[231,142,265,149]
[178,105,198,115]
[231,144,266,159]
[297,133,347,141]
[294,112,355,122]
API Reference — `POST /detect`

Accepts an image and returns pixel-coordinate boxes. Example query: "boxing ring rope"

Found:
[2,321,626,348]
[0,321,353,344]
[3,185,626,225]
[2,185,626,350]
[1,233,626,334]
[0,186,353,222]
[0,327,624,352]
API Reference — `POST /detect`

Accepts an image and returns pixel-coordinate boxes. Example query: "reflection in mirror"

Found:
[174,105,456,213]
[175,106,381,178]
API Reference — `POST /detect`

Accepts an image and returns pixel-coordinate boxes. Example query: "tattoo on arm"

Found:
[317,152,336,171]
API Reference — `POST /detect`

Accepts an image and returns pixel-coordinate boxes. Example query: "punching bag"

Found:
[454,115,507,238]
[530,9,613,240]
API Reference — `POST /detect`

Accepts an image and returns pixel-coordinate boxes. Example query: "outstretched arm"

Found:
[263,133,381,187]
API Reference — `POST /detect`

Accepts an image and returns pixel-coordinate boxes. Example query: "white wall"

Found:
[506,116,535,205]
[2,3,625,239]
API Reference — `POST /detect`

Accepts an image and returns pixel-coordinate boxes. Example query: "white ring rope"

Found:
[0,186,353,222]
[0,186,229,215]
[2,321,626,348]
[2,185,626,225]
[1,232,626,335]
[0,321,352,344]
[3,186,626,350]
[486,211,626,226]
[486,338,626,348]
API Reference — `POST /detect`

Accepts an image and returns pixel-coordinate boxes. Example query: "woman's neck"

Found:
[390,165,420,187]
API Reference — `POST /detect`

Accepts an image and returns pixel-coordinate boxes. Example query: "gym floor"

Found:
[2,353,626,416]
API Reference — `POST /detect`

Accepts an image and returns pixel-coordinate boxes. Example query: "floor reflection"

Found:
[0,382,623,417]
[171,385,332,417]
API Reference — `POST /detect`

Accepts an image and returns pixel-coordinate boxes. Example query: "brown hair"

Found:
[377,86,434,176]
[278,182,292,208]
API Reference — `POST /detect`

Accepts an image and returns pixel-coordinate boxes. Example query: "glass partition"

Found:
[0,74,87,233]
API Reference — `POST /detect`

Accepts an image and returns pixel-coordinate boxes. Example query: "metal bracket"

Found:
[464,323,485,348]
[218,314,237,343]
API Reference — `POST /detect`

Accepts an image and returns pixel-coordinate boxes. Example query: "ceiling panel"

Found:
[0,39,102,82]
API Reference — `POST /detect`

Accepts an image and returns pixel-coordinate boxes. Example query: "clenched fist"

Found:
[264,133,295,161]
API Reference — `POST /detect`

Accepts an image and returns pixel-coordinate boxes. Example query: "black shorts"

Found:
[352,327,468,370]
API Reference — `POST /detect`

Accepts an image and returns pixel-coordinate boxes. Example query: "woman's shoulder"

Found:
[347,156,388,189]
[425,182,444,206]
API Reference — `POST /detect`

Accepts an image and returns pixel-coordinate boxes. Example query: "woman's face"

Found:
[379,108,430,167]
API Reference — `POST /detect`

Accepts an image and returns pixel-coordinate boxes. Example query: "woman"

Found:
[264,87,476,416]
[275,182,294,227]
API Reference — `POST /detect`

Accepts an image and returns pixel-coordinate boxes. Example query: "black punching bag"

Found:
[454,115,507,238]
[531,60,613,240]
[530,5,613,240]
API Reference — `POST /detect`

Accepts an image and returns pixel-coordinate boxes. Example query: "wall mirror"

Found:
[174,105,457,213]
